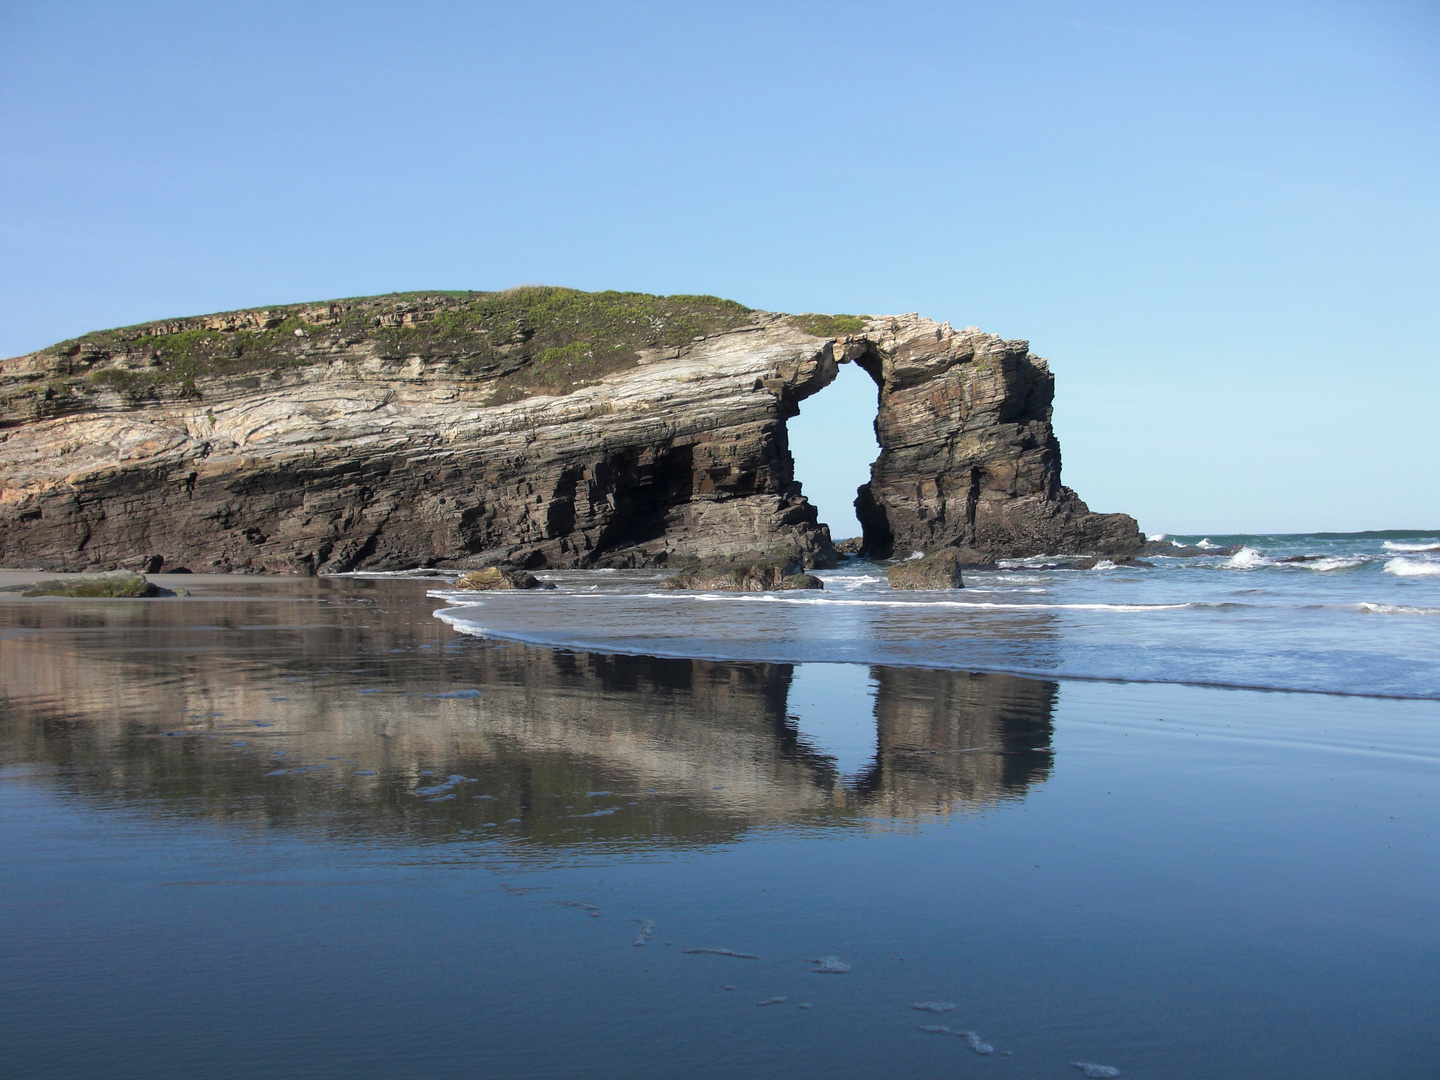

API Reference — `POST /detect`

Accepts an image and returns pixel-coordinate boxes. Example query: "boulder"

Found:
[661,556,824,592]
[453,567,551,591]
[21,570,157,597]
[887,551,964,590]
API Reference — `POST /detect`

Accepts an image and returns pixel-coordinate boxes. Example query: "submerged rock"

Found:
[887,551,964,590]
[453,567,551,591]
[20,570,157,598]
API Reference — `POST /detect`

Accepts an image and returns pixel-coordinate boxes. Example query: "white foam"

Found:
[1301,557,1366,572]
[1385,557,1440,577]
[1070,1064,1120,1078]
[1196,538,1218,549]
[1092,559,1117,570]
[655,593,1191,613]
[1358,602,1440,616]
[962,1031,995,1055]
[910,1001,957,1013]
[1383,540,1440,552]
[811,956,851,973]
[1225,546,1271,569]
[907,550,925,560]
[1146,533,1167,542]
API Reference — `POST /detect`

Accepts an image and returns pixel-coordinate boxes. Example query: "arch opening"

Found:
[787,357,882,547]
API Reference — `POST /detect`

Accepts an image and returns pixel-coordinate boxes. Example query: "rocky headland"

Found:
[0,288,1140,573]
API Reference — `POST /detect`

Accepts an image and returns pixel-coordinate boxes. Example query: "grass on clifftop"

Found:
[11,288,754,414]
[785,313,869,338]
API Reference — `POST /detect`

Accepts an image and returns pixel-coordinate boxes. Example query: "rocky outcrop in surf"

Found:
[0,288,1139,573]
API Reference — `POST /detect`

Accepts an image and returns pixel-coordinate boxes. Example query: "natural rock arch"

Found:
[0,294,1139,573]
[820,318,1140,562]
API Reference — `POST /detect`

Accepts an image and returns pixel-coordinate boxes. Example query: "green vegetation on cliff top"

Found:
[784,313,868,338]
[4,288,872,421]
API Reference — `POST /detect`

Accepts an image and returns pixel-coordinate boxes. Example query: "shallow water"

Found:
[1,577,1438,1078]
[433,531,1440,698]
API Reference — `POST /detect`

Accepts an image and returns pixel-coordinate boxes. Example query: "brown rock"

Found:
[0,291,1136,574]
[661,556,824,592]
[846,318,1142,561]
[454,567,549,591]
[20,570,156,597]
[887,551,964,590]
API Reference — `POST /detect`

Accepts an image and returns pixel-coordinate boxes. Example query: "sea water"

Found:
[432,532,1440,699]
[0,537,1437,1078]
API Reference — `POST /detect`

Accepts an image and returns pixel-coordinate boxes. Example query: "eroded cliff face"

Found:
[0,290,1138,572]
[840,315,1141,560]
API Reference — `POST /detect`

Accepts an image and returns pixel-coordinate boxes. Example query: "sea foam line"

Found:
[1357,602,1440,616]
[430,606,1440,701]
[425,587,1195,613]
[654,593,1194,613]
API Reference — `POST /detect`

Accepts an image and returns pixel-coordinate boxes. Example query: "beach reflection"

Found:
[0,579,1056,845]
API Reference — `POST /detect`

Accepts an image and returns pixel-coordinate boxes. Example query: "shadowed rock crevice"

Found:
[0,292,1138,573]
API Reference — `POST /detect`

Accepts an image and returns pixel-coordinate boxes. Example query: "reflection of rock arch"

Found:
[849,667,1057,819]
[0,584,1057,842]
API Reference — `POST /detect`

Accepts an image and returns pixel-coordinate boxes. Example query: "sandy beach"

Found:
[2,573,1437,1078]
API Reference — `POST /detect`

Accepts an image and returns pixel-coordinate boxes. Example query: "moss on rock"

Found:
[453,567,553,591]
[21,570,156,597]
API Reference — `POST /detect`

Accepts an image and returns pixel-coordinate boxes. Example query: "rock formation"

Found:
[843,317,1141,561]
[0,288,1139,573]
[886,550,965,590]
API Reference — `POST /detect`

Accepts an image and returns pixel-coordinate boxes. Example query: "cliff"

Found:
[0,288,1140,572]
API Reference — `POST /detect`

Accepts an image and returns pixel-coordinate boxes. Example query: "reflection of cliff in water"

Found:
[0,580,1057,846]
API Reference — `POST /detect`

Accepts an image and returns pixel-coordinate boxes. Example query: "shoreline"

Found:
[2,568,1435,702]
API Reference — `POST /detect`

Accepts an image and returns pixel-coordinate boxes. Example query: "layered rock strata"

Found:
[0,290,1138,572]
[842,317,1141,561]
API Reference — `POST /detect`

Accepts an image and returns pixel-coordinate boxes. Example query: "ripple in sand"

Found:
[682,948,759,959]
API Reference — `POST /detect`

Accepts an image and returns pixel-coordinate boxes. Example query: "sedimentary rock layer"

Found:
[843,317,1142,560]
[0,289,1139,572]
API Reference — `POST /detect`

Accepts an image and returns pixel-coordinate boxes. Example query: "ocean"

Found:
[0,531,1436,1078]
[433,532,1440,699]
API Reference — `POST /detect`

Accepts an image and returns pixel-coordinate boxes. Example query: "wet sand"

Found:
[1,576,1437,1078]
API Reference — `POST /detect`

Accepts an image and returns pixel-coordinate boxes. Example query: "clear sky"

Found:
[3,1,1435,535]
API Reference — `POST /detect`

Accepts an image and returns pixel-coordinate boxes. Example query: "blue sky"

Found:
[2,1,1435,535]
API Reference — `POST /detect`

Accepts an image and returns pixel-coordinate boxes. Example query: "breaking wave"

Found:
[1385,557,1440,577]
[1358,602,1440,616]
[1225,546,1271,569]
